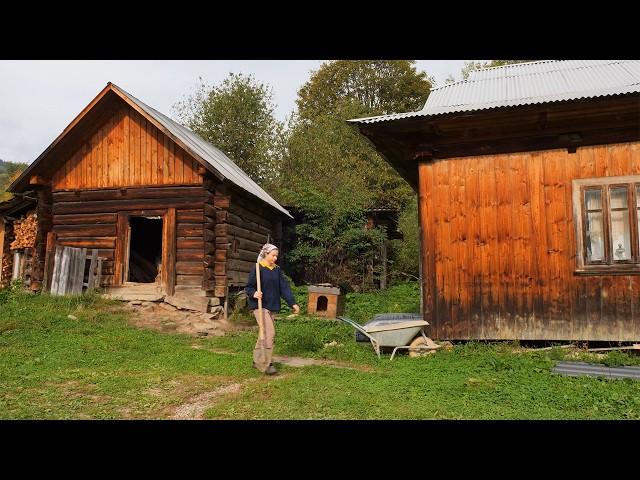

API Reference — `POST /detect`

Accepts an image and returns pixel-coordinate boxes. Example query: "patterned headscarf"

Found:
[258,243,279,262]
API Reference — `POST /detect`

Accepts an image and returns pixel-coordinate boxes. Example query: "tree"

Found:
[173,73,285,187]
[460,60,534,80]
[275,61,434,287]
[296,60,433,121]
[0,160,28,202]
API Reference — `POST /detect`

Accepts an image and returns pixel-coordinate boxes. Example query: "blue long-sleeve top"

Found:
[245,263,296,312]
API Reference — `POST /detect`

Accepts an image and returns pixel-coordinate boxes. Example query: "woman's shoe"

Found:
[265,364,277,375]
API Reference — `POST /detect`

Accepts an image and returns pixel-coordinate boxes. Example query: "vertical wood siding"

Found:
[420,141,640,341]
[52,106,201,191]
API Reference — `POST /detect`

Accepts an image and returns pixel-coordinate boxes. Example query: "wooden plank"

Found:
[151,123,158,185]
[164,207,176,296]
[53,197,203,215]
[114,212,127,286]
[526,151,549,339]
[53,186,205,202]
[140,116,148,186]
[177,238,204,250]
[176,224,203,237]
[57,237,116,249]
[123,107,130,186]
[177,250,204,262]
[87,249,98,290]
[176,274,202,285]
[495,153,515,338]
[53,224,117,237]
[176,261,203,275]
[53,213,117,225]
[50,245,63,295]
[418,161,436,334]
[177,209,204,223]
[42,231,57,292]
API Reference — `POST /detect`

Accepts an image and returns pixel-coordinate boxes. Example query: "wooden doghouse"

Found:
[307,284,344,318]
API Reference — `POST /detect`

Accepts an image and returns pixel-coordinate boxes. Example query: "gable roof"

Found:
[348,60,640,124]
[10,83,292,219]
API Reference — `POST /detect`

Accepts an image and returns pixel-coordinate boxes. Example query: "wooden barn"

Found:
[350,60,640,341]
[4,82,292,312]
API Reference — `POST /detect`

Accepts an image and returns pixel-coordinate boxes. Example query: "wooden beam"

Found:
[29,175,51,186]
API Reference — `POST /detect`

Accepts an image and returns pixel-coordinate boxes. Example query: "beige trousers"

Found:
[253,309,276,352]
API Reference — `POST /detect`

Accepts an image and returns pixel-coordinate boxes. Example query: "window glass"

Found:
[585,189,602,210]
[585,211,604,261]
[610,187,631,261]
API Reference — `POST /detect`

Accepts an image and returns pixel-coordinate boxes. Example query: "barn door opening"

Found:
[127,217,163,283]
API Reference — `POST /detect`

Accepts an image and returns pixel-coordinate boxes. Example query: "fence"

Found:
[45,246,104,296]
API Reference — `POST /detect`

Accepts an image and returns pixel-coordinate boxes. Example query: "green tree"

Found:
[297,60,433,121]
[173,73,285,187]
[276,61,433,288]
[0,160,28,202]
[460,60,534,80]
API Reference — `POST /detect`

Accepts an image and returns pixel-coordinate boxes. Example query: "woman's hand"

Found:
[292,304,300,314]
[253,292,263,299]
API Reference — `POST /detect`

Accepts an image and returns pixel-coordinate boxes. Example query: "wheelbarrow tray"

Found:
[364,320,428,347]
[355,313,424,343]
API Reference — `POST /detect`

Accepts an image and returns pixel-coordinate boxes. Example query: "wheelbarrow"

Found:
[337,314,441,360]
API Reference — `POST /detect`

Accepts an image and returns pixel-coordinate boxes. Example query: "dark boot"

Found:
[265,364,277,375]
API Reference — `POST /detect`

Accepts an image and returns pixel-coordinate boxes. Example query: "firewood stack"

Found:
[10,211,37,250]
[1,224,13,287]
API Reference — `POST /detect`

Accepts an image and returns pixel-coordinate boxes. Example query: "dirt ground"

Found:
[123,300,253,337]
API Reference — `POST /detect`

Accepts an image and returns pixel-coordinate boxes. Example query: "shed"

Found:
[5,82,292,311]
[349,60,640,341]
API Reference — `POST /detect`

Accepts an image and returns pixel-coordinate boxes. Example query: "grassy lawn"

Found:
[1,282,639,419]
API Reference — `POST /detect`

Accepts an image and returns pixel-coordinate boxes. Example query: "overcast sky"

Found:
[0,60,471,165]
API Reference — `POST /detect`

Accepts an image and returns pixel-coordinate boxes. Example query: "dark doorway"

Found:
[128,217,163,283]
[316,295,328,312]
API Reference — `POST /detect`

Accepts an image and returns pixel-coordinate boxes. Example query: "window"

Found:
[573,176,640,274]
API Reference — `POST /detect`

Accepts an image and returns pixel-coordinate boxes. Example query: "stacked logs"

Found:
[203,176,230,298]
[1,222,13,287]
[10,211,37,250]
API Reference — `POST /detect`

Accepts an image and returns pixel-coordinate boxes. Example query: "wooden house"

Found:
[5,82,292,311]
[349,60,640,341]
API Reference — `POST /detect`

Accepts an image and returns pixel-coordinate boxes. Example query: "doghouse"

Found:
[307,284,345,318]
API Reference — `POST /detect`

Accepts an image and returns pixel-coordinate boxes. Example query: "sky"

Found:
[0,60,470,165]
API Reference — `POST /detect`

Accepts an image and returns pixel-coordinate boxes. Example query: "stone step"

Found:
[104,293,165,302]
[164,294,210,313]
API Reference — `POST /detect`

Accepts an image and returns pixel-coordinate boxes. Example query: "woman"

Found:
[245,243,300,375]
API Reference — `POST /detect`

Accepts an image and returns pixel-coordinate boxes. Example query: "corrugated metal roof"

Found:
[349,60,640,124]
[553,361,640,381]
[111,84,292,219]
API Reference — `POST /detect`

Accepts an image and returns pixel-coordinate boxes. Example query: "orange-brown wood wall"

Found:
[418,141,640,341]
[51,106,201,191]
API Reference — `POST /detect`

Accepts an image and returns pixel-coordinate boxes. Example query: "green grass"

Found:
[1,282,640,419]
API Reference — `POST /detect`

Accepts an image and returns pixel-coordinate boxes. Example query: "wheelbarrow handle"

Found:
[336,316,381,359]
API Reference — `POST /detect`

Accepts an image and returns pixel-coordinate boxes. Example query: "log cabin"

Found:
[5,82,292,312]
[350,60,640,341]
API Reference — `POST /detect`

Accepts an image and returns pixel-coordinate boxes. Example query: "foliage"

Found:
[388,196,420,284]
[172,73,285,188]
[274,61,432,287]
[296,60,432,121]
[0,159,28,201]
[460,60,535,80]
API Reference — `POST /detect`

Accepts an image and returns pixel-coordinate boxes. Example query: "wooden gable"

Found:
[51,105,202,191]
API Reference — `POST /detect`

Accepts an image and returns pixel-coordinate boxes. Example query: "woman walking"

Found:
[245,243,300,375]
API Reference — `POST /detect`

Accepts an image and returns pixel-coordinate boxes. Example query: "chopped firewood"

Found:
[10,211,38,250]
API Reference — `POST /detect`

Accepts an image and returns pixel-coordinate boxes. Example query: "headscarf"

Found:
[257,243,278,262]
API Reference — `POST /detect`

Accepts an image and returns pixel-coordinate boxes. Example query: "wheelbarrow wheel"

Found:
[408,336,438,357]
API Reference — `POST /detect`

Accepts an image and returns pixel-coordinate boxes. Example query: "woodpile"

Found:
[10,211,37,250]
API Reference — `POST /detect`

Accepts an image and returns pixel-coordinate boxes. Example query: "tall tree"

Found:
[276,61,433,287]
[173,73,285,187]
[296,60,433,121]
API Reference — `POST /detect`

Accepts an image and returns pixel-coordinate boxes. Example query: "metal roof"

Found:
[348,60,640,124]
[553,361,640,381]
[112,84,292,218]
